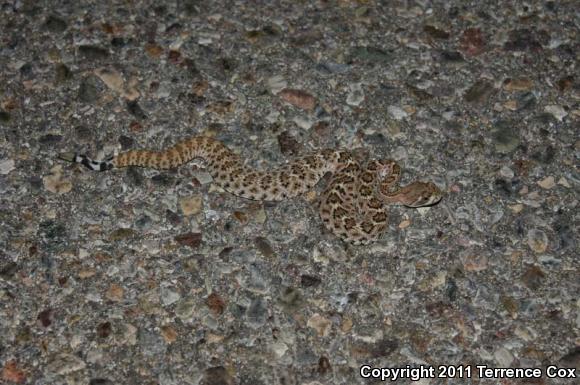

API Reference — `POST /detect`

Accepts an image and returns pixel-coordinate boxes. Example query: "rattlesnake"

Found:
[59,135,442,244]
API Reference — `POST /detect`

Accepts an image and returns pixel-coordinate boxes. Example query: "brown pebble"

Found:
[192,79,209,96]
[232,211,248,223]
[106,284,124,302]
[318,356,332,374]
[37,309,52,327]
[175,232,202,248]
[201,366,234,385]
[521,265,545,290]
[160,325,178,343]
[278,88,316,110]
[145,43,163,58]
[460,28,486,56]
[206,292,226,316]
[168,50,181,64]
[109,228,136,241]
[556,75,574,92]
[1,360,27,384]
[96,321,112,338]
[503,78,533,91]
[129,120,142,132]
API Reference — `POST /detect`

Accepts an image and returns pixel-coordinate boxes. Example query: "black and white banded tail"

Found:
[58,152,114,171]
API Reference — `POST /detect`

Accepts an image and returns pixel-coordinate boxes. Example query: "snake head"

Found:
[395,181,443,208]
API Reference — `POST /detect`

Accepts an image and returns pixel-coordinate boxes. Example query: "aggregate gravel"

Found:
[0,1,578,384]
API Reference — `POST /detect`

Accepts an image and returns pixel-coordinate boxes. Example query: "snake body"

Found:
[60,135,442,244]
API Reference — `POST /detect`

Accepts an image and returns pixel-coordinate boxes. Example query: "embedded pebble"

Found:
[316,62,350,74]
[494,347,514,367]
[398,219,411,229]
[201,366,234,385]
[161,287,181,306]
[79,45,109,60]
[139,330,166,356]
[499,166,514,179]
[307,313,331,337]
[278,130,302,155]
[267,75,287,94]
[300,274,321,288]
[460,28,486,56]
[521,265,546,290]
[350,46,391,63]
[387,105,408,120]
[537,176,555,189]
[46,353,86,375]
[557,177,570,188]
[527,229,548,253]
[292,115,313,130]
[544,105,567,121]
[492,120,520,153]
[45,15,67,33]
[278,287,304,313]
[109,228,136,241]
[42,166,72,194]
[106,284,124,302]
[0,158,15,175]
[54,63,73,84]
[508,204,524,213]
[461,253,488,272]
[346,83,364,106]
[503,29,542,52]
[193,170,213,185]
[424,25,449,39]
[559,348,580,369]
[246,297,268,328]
[254,237,276,259]
[1,361,26,383]
[175,298,196,321]
[0,110,10,122]
[94,68,124,93]
[179,195,203,216]
[271,341,288,358]
[206,292,226,316]
[556,75,574,92]
[39,134,63,147]
[464,80,494,103]
[174,232,202,248]
[503,78,533,91]
[278,89,316,110]
[127,100,147,120]
[516,92,537,110]
[78,77,100,103]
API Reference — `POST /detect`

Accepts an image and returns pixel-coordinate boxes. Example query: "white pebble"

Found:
[346,83,364,106]
[499,165,514,179]
[387,105,408,120]
[267,75,287,94]
[292,115,313,130]
[0,158,15,175]
[544,105,567,121]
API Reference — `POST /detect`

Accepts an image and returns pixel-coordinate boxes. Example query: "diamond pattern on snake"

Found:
[59,135,442,245]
